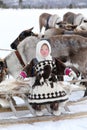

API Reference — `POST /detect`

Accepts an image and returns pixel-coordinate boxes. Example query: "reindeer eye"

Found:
[84,20,87,23]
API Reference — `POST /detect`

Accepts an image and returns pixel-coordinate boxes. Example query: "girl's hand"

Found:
[16,71,27,81]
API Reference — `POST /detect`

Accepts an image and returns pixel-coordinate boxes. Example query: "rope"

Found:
[0,48,13,52]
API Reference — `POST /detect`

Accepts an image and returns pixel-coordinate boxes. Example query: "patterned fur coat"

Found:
[21,40,69,104]
[22,40,67,87]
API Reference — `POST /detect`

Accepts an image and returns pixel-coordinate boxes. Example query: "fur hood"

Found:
[36,40,52,62]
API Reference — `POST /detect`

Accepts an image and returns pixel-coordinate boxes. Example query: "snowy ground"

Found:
[0,8,87,130]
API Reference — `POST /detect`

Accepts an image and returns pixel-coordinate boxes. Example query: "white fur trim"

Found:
[28,81,69,104]
[36,40,52,62]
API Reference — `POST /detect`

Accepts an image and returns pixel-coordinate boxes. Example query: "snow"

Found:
[0,8,87,129]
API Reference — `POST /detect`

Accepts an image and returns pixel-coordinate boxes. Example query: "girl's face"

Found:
[40,44,49,57]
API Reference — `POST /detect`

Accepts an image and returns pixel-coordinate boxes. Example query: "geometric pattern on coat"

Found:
[33,60,58,88]
[28,81,69,104]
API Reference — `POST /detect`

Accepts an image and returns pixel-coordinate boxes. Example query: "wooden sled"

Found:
[0,78,86,125]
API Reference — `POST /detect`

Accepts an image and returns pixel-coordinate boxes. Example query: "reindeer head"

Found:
[10,27,38,50]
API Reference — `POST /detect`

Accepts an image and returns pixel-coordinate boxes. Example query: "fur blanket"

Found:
[0,79,30,94]
[0,78,85,105]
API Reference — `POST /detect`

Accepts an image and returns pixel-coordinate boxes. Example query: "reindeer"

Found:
[0,34,86,114]
[63,11,87,31]
[39,13,63,33]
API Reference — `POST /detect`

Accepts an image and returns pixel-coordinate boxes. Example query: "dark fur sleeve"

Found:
[54,58,66,81]
[22,59,36,77]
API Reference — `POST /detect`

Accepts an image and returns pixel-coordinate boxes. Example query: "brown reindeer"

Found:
[39,13,62,32]
[63,11,87,31]
[16,35,87,74]
[63,12,76,25]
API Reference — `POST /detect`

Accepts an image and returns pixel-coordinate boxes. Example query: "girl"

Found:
[17,39,69,116]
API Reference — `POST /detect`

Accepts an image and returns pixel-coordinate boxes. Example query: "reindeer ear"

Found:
[30,27,34,30]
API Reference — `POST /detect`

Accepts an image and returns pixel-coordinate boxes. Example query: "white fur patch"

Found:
[48,14,61,28]
[0,79,30,93]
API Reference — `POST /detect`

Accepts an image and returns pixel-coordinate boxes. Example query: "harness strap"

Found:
[15,51,25,67]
